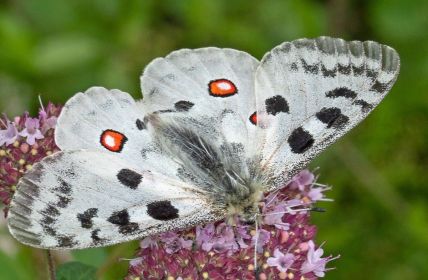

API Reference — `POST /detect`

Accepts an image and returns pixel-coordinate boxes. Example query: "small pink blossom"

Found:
[140,236,158,249]
[307,187,324,201]
[301,240,337,277]
[267,248,295,272]
[252,228,271,253]
[19,117,44,145]
[39,108,58,133]
[0,121,19,146]
[159,232,193,254]
[289,169,315,191]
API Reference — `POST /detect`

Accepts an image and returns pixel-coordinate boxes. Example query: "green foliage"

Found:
[0,0,427,279]
[56,262,97,280]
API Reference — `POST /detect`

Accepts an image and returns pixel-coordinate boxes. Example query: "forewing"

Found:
[255,37,400,188]
[8,150,221,249]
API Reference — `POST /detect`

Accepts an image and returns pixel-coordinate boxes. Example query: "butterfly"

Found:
[7,37,400,249]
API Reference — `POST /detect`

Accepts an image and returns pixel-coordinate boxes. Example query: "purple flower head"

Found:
[267,248,295,272]
[301,240,337,277]
[0,121,19,146]
[19,117,44,145]
[289,169,315,191]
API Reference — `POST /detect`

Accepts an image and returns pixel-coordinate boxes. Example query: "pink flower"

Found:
[301,240,337,277]
[159,232,193,254]
[289,169,315,191]
[39,107,58,133]
[252,228,271,253]
[0,121,18,146]
[140,236,158,249]
[0,103,61,216]
[267,248,295,272]
[19,117,44,145]
[307,187,324,201]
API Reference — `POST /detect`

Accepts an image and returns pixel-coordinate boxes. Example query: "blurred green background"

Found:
[0,0,427,279]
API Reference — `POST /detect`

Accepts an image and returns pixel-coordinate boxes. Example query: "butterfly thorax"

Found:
[148,115,269,223]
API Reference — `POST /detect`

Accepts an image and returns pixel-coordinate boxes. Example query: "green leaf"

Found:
[56,262,97,280]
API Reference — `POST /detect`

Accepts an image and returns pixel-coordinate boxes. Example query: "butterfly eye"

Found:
[208,79,237,97]
[100,129,128,152]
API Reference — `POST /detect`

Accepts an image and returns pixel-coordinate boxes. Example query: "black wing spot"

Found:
[174,101,194,112]
[77,208,98,229]
[43,225,57,236]
[117,169,142,190]
[290,62,298,71]
[352,65,365,76]
[107,209,130,225]
[41,216,55,225]
[91,229,103,244]
[265,95,289,116]
[107,209,139,235]
[316,107,349,129]
[326,87,357,99]
[288,127,314,154]
[42,205,60,217]
[147,200,179,221]
[371,80,390,93]
[58,235,77,248]
[338,64,351,74]
[118,223,139,235]
[136,119,146,130]
[56,178,72,195]
[56,195,72,208]
[300,59,319,74]
[353,99,373,113]
[321,65,337,78]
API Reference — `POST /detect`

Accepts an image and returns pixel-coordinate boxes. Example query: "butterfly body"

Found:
[147,113,267,223]
[7,37,400,249]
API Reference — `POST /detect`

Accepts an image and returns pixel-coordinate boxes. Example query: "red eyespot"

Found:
[208,79,237,97]
[100,130,127,152]
[249,112,257,125]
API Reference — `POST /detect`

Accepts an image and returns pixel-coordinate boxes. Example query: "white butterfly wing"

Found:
[55,87,182,179]
[8,150,221,249]
[8,88,222,249]
[140,48,260,157]
[254,37,400,188]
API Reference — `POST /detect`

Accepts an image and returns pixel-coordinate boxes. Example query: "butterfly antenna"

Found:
[310,207,326,212]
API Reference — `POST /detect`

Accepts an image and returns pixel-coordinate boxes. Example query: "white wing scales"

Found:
[8,150,220,249]
[255,37,399,188]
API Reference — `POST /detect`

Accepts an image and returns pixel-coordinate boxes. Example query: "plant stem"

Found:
[46,250,56,280]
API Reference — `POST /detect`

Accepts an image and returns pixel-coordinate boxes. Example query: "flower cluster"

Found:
[126,170,338,280]
[0,103,61,215]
